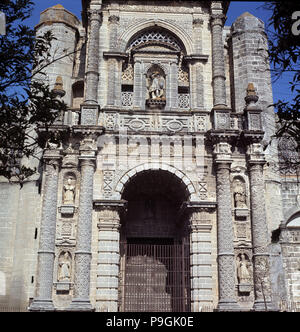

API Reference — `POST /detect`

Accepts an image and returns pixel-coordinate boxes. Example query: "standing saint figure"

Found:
[234,179,247,209]
[63,177,75,205]
[58,252,71,282]
[148,71,165,100]
[237,254,251,285]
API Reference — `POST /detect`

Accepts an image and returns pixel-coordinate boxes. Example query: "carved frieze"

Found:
[101,111,208,134]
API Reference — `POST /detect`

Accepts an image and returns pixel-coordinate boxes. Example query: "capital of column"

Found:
[43,149,62,165]
[246,142,266,166]
[108,15,120,24]
[95,200,127,230]
[88,8,102,22]
[210,14,226,27]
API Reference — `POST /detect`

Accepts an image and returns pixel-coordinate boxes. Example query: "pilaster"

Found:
[246,140,274,311]
[184,202,216,312]
[29,150,62,311]
[210,132,240,311]
[68,128,103,311]
[94,200,127,312]
[85,6,102,104]
[210,3,227,108]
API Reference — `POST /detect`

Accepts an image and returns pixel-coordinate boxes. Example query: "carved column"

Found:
[85,7,102,104]
[68,135,99,311]
[210,12,227,107]
[213,140,240,311]
[247,144,273,311]
[29,150,61,311]
[95,201,126,312]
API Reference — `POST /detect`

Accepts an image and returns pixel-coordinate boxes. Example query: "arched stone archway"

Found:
[117,19,194,55]
[118,167,192,312]
[114,163,197,201]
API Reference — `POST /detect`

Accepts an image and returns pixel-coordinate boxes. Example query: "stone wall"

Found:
[0,180,41,308]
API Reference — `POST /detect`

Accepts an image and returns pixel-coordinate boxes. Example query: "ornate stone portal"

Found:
[25,0,286,313]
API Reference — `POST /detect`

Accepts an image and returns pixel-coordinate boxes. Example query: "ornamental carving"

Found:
[127,29,182,52]
[233,178,247,209]
[236,253,251,289]
[58,251,72,282]
[63,175,76,205]
[146,66,166,108]
[103,170,114,198]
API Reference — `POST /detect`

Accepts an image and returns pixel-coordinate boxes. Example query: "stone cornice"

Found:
[208,129,240,144]
[184,54,209,63]
[72,125,104,137]
[93,199,128,211]
[103,51,128,60]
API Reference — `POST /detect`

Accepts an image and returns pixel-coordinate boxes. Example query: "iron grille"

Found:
[119,240,191,312]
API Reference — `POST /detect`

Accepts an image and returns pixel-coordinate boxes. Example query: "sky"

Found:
[26,0,293,105]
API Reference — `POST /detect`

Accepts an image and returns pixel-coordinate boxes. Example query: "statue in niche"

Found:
[147,71,165,100]
[233,179,247,209]
[58,252,71,282]
[63,177,76,205]
[237,254,251,285]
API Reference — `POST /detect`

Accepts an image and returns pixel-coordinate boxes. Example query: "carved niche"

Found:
[60,172,77,216]
[236,253,252,293]
[56,250,73,293]
[232,177,249,218]
[146,65,166,108]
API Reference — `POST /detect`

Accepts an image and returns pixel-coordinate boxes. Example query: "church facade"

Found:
[0,0,299,312]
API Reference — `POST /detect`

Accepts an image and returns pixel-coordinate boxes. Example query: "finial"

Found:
[245,83,259,107]
[53,76,66,98]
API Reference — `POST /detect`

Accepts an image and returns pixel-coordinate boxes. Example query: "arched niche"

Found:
[62,172,77,206]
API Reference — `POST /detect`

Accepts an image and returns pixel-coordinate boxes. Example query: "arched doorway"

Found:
[118,170,191,312]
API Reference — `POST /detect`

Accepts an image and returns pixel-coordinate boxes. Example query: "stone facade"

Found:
[0,0,299,312]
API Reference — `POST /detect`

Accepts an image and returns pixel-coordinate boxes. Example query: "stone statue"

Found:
[148,71,165,100]
[233,179,247,209]
[58,252,71,282]
[237,254,251,285]
[63,177,75,205]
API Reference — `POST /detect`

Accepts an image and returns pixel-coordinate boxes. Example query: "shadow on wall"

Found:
[0,271,5,296]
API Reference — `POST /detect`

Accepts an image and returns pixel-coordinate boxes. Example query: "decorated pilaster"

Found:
[85,4,102,104]
[244,84,274,311]
[133,59,143,110]
[81,2,102,125]
[185,202,216,312]
[29,149,62,311]
[210,133,240,311]
[69,128,103,311]
[94,200,127,312]
[210,2,227,108]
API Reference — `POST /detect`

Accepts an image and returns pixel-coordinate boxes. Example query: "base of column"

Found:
[28,299,55,312]
[217,300,240,312]
[252,300,278,312]
[68,298,95,312]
